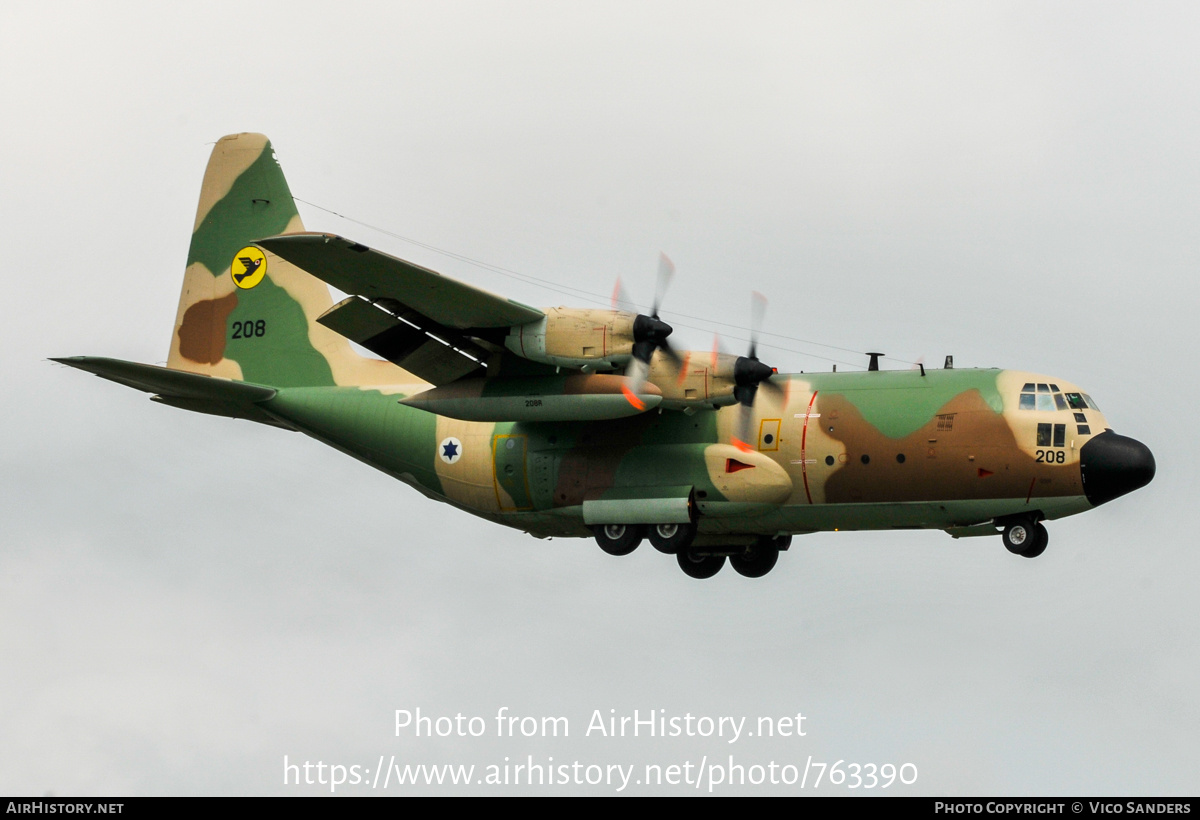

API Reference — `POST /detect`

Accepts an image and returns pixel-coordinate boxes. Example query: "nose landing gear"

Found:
[1001,518,1049,558]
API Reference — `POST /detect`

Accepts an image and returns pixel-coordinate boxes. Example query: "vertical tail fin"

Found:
[167,133,408,388]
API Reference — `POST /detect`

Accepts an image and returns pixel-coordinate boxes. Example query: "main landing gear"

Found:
[677,535,790,579]
[593,524,790,579]
[730,537,783,578]
[592,524,642,556]
[676,547,726,579]
[647,522,696,554]
[1001,517,1049,559]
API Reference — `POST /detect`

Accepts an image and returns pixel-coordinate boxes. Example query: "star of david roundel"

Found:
[439,437,463,464]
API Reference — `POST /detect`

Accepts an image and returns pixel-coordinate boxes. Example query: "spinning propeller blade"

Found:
[730,292,780,450]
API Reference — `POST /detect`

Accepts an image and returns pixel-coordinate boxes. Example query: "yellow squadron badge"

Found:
[231,247,267,289]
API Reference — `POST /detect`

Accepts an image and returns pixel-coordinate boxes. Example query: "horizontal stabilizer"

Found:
[51,357,287,427]
[256,233,545,330]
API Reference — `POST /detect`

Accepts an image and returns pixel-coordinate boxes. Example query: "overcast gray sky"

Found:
[2,1,1196,795]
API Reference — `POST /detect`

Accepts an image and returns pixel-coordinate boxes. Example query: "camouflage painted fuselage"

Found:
[259,365,1106,542]
[58,133,1153,556]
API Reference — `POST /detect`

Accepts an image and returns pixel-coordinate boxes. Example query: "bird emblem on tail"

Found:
[230,246,267,289]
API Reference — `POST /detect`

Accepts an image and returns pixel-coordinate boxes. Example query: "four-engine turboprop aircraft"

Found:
[54,133,1156,579]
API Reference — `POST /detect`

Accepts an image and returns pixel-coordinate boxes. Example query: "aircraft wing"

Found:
[255,233,543,330]
[257,233,547,385]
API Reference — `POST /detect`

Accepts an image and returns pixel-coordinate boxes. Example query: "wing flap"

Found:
[256,233,544,330]
[317,296,486,385]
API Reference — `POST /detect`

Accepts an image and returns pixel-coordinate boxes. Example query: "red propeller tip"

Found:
[621,384,646,411]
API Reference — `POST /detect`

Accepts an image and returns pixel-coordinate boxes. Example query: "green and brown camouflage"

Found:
[167,133,421,391]
[55,133,1156,578]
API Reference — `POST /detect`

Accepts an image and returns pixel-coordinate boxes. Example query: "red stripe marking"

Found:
[801,390,818,505]
[1025,477,1036,504]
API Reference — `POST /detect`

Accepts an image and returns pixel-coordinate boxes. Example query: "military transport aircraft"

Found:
[54,133,1156,579]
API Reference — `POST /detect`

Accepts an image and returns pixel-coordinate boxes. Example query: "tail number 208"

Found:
[232,319,266,339]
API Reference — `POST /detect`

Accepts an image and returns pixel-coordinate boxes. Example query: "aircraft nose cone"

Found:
[1079,432,1156,506]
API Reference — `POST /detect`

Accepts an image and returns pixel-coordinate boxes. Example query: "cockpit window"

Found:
[1020,385,1079,412]
[1083,393,1101,412]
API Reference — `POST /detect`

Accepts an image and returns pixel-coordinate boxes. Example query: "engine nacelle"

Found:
[505,308,637,369]
[645,350,741,409]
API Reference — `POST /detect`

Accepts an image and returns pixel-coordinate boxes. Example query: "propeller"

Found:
[619,253,683,408]
[731,292,782,450]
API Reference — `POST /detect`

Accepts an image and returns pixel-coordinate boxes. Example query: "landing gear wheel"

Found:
[730,539,780,578]
[593,524,643,556]
[648,522,697,554]
[676,546,726,579]
[1002,521,1033,555]
[1021,523,1049,559]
